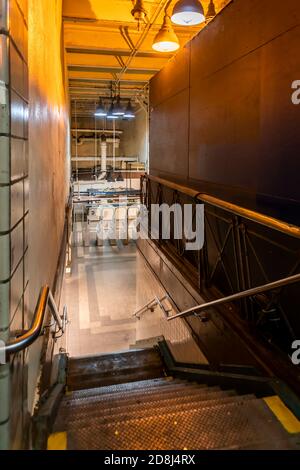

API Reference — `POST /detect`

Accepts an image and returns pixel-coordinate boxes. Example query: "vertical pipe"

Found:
[101,139,107,173]
[74,100,80,195]
[94,101,97,178]
[146,88,150,173]
[113,119,116,171]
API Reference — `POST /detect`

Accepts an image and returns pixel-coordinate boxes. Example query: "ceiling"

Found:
[63,0,230,110]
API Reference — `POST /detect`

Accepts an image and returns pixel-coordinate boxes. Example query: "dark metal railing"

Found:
[142,174,300,238]
[141,174,300,357]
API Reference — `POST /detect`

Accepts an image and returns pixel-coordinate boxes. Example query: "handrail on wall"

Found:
[168,273,300,321]
[1,286,68,356]
[143,174,300,239]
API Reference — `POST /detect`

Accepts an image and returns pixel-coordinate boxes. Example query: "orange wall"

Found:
[27,0,70,416]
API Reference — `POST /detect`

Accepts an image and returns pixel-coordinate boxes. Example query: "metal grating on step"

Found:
[61,383,209,409]
[60,395,256,432]
[54,390,239,431]
[67,398,294,450]
[69,378,183,400]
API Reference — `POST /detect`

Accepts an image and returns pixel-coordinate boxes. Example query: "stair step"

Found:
[68,377,184,400]
[61,383,215,410]
[130,336,165,350]
[67,348,164,392]
[66,397,293,450]
[67,365,164,391]
[62,387,232,417]
[55,390,243,431]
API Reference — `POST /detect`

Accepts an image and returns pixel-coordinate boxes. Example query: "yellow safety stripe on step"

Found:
[47,432,67,451]
[264,396,300,434]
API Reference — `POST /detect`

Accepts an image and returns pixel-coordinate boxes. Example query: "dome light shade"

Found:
[112,96,125,116]
[124,100,135,119]
[107,102,119,120]
[171,0,205,26]
[94,98,107,117]
[152,15,180,53]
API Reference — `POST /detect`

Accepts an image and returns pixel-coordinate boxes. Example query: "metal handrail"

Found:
[133,295,172,319]
[168,273,300,321]
[144,174,300,239]
[1,286,68,356]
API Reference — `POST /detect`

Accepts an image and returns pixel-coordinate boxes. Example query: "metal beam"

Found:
[66,47,172,60]
[68,65,159,75]
[69,86,142,92]
[69,89,142,99]
[69,78,148,86]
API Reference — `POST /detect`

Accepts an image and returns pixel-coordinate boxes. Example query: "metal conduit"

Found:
[117,0,169,84]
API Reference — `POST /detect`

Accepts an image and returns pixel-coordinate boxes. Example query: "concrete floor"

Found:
[62,237,208,364]
[62,241,163,357]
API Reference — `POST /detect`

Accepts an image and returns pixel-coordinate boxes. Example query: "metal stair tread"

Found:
[61,383,217,409]
[56,394,255,432]
[67,366,165,391]
[68,377,186,399]
[66,398,293,450]
[55,389,238,428]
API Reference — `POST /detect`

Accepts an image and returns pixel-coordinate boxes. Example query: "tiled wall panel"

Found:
[0,0,28,450]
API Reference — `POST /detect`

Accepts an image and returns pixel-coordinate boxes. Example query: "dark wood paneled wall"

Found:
[150,0,300,223]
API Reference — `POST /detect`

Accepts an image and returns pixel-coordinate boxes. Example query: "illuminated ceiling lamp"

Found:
[171,0,205,26]
[131,0,148,30]
[152,13,180,53]
[107,101,118,120]
[124,100,135,119]
[113,95,125,117]
[94,98,107,118]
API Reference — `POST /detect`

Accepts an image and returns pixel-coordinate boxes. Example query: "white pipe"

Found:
[71,157,139,162]
[101,141,107,173]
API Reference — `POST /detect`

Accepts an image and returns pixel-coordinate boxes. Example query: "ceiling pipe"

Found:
[119,26,135,51]
[116,0,170,85]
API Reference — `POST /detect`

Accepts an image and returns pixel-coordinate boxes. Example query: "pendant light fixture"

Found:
[124,100,135,119]
[152,13,179,53]
[94,98,107,118]
[171,0,205,26]
[131,0,148,30]
[206,0,216,21]
[107,102,118,120]
[107,82,119,120]
[107,99,118,120]
[113,95,125,117]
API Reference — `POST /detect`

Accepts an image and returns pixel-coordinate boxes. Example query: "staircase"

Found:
[46,348,299,450]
